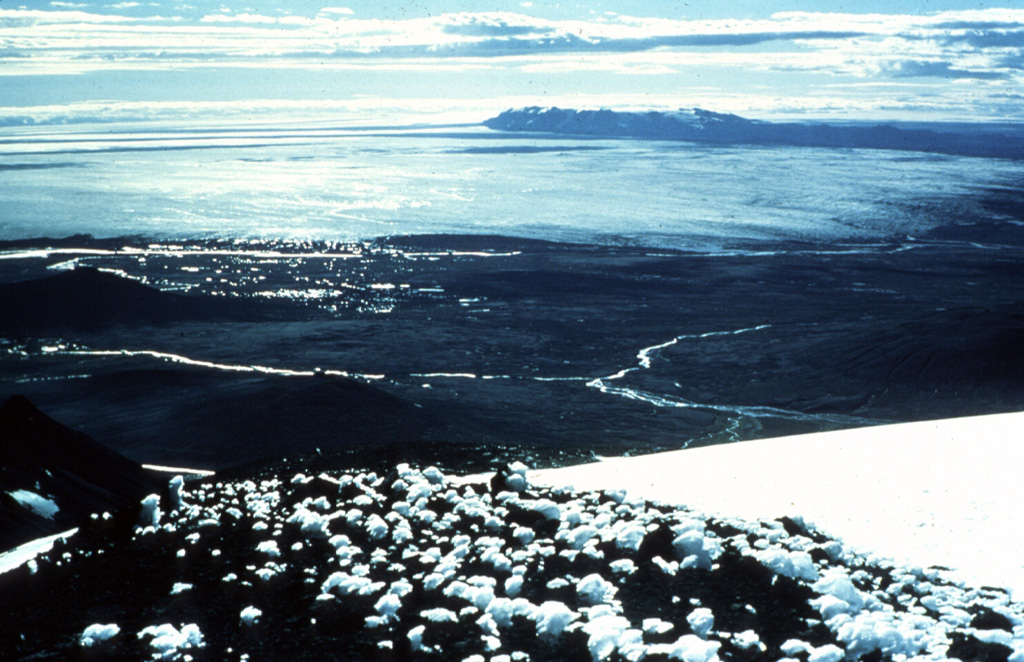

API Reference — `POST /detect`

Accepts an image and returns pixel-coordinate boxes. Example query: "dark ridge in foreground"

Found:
[0,267,284,333]
[484,107,1024,160]
[0,395,160,551]
[4,371,597,473]
[1,461,1020,661]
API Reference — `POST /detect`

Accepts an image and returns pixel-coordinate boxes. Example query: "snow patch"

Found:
[687,607,714,639]
[7,489,59,520]
[138,494,162,530]
[137,623,205,658]
[239,606,262,626]
[80,623,120,647]
[535,601,576,638]
[648,634,722,662]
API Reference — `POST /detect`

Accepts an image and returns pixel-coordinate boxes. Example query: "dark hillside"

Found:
[0,395,160,551]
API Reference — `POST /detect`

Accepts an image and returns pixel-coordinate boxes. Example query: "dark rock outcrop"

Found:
[0,395,160,551]
[0,266,274,333]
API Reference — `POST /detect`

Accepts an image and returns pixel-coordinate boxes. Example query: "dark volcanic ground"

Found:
[2,227,1024,472]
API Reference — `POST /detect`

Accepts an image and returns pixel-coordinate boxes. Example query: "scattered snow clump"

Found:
[615,523,646,552]
[649,634,721,662]
[687,607,714,639]
[807,644,845,662]
[138,494,162,529]
[577,573,617,606]
[535,601,576,638]
[754,548,819,581]
[672,528,721,570]
[256,540,280,558]
[240,606,262,626]
[421,608,458,623]
[583,612,636,661]
[80,623,120,647]
[137,623,205,658]
[168,476,185,511]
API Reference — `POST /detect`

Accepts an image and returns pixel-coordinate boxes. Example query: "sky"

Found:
[1,1,1024,124]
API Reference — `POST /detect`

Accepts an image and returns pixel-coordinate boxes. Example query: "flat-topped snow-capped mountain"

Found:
[483,107,1024,160]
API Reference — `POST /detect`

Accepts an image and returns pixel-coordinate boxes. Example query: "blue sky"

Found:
[2,1,1023,124]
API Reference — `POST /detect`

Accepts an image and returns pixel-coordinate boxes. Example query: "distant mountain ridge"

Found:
[0,266,283,333]
[483,107,1024,160]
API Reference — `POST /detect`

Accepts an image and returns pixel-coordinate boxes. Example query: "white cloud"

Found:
[5,6,1024,67]
[0,8,140,24]
[2,6,1022,121]
[319,7,354,17]
[199,13,280,25]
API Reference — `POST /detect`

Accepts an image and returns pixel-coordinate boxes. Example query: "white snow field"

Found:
[526,411,1024,599]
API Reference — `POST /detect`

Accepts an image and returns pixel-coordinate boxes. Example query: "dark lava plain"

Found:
[2,222,1024,473]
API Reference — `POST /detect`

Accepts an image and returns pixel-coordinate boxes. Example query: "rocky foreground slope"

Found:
[1,462,1022,661]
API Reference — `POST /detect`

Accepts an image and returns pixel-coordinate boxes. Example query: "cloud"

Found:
[441,13,557,38]
[4,8,867,66]
[997,53,1024,70]
[0,8,931,62]
[933,20,1024,31]
[199,13,280,25]
[3,4,1023,115]
[319,7,354,17]
[0,8,141,25]
[0,97,506,127]
[883,59,1008,80]
[520,54,678,76]
[944,29,1024,49]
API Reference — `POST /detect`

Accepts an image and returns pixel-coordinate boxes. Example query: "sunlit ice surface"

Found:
[1,118,1018,249]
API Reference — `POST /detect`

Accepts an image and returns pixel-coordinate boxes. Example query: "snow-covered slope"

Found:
[526,412,1024,600]
[483,107,1024,160]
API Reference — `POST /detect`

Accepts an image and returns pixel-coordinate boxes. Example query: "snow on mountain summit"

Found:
[2,461,1022,661]
[482,106,751,138]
